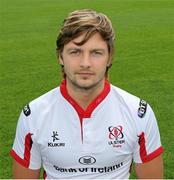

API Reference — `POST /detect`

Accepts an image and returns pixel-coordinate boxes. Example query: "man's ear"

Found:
[58,53,64,66]
[107,55,112,68]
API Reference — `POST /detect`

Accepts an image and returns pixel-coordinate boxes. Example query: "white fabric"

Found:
[11,83,163,179]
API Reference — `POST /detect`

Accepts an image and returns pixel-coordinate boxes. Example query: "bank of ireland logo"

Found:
[108,126,125,148]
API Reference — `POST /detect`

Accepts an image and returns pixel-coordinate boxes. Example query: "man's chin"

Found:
[75,82,95,90]
[73,79,103,90]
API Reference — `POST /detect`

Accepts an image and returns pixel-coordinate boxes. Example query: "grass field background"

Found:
[0,0,174,178]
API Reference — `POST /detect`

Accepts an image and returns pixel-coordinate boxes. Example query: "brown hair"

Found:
[56,9,115,78]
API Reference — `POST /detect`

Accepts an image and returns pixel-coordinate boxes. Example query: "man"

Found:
[10,9,164,179]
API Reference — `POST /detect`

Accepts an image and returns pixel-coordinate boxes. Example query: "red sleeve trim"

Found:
[138,132,164,163]
[10,149,29,168]
[10,133,33,168]
[142,146,164,163]
[139,132,147,161]
[43,170,47,179]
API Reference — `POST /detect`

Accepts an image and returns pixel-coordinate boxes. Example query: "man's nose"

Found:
[80,53,91,68]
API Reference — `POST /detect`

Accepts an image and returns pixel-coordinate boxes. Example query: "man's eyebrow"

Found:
[90,48,106,53]
[91,48,105,51]
[66,47,81,51]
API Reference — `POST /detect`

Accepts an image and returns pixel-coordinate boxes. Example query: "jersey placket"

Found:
[60,79,111,144]
[82,117,93,151]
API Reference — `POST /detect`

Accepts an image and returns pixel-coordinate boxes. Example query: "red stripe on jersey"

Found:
[10,149,28,168]
[43,170,47,179]
[141,146,164,163]
[10,133,33,168]
[60,79,110,119]
[84,80,110,118]
[60,80,84,123]
[60,80,85,140]
[138,132,147,161]
[138,132,164,163]
[24,133,33,166]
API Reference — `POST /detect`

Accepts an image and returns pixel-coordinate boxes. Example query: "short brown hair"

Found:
[56,9,115,78]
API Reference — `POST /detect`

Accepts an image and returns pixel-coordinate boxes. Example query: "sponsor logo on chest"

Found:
[79,156,96,165]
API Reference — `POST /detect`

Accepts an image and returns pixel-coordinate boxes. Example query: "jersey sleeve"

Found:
[133,103,164,163]
[10,105,41,169]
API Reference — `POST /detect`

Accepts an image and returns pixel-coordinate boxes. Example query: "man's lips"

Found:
[78,72,93,75]
[76,71,94,75]
[76,71,95,77]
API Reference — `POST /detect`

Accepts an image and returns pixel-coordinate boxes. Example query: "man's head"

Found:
[56,9,115,79]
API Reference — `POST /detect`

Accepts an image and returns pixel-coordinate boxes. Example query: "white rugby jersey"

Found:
[10,80,164,179]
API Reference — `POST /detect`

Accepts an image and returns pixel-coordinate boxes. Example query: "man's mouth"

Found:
[76,71,94,78]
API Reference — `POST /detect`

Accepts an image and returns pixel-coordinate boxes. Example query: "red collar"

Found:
[60,80,110,120]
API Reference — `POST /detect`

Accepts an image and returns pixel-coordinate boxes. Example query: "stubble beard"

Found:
[67,75,105,92]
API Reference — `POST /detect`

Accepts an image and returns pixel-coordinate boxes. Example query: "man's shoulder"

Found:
[31,87,60,106]
[110,84,148,119]
[22,87,61,116]
[110,84,140,103]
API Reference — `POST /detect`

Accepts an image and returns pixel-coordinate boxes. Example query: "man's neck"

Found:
[66,79,105,110]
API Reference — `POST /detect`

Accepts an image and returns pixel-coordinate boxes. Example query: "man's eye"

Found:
[71,51,77,54]
[96,52,102,54]
[70,50,80,54]
[93,51,103,55]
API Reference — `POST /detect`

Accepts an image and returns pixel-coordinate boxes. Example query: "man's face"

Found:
[59,32,111,90]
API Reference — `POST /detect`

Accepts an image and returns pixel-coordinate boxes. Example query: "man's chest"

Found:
[36,106,138,168]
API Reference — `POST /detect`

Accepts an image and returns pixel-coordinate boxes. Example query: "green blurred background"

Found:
[0,0,173,178]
